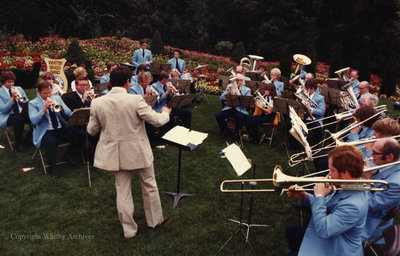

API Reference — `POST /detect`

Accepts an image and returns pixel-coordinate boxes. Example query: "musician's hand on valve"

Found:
[11,89,18,101]
[82,90,91,103]
[287,184,308,201]
[314,182,331,197]
[43,98,52,113]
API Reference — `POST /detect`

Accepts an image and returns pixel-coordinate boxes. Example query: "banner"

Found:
[44,58,68,92]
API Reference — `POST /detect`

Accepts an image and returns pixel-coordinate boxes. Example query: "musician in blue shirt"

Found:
[286,145,368,256]
[168,50,186,74]
[0,71,30,152]
[216,74,251,137]
[349,68,360,98]
[131,39,153,71]
[99,63,118,83]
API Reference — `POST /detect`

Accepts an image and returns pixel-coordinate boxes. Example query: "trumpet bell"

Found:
[293,54,312,65]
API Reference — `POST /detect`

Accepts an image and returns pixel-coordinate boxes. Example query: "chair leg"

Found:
[269,125,277,146]
[5,130,13,151]
[38,149,47,174]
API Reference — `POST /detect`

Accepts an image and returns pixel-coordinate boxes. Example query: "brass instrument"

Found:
[294,87,318,109]
[220,165,390,194]
[291,54,312,78]
[254,91,271,109]
[334,67,359,109]
[51,83,65,96]
[226,67,236,78]
[11,87,26,103]
[240,55,264,72]
[47,97,62,112]
[334,67,351,81]
[262,74,271,84]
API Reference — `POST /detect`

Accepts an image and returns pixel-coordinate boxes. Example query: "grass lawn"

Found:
[0,90,398,255]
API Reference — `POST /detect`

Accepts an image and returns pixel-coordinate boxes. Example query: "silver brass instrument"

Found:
[226,67,236,78]
[240,55,264,72]
[220,165,390,194]
[254,91,270,109]
[52,83,65,96]
[262,74,271,84]
[334,67,351,81]
[334,67,359,109]
[291,54,312,78]
[12,87,26,103]
[47,97,61,112]
[227,80,241,95]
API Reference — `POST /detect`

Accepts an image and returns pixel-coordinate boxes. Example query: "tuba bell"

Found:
[291,54,312,79]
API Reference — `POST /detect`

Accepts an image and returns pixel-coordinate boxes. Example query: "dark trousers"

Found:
[246,113,276,141]
[7,113,30,146]
[285,225,306,254]
[41,127,85,170]
[216,108,246,135]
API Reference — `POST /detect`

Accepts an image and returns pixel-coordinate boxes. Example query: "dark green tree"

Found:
[279,44,291,79]
[150,30,165,55]
[358,36,371,81]
[231,42,247,63]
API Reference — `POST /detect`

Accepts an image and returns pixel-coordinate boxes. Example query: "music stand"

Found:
[219,75,231,90]
[94,82,109,96]
[244,80,259,95]
[67,108,91,187]
[161,126,208,209]
[167,94,196,109]
[144,95,158,108]
[170,79,191,93]
[218,144,268,254]
[225,94,255,109]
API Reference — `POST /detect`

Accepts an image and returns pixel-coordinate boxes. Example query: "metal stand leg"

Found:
[162,148,192,209]
[85,131,91,187]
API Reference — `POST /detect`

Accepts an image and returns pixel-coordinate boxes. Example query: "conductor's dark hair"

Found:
[110,66,131,87]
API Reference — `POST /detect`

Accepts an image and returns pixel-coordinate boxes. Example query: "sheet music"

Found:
[222,144,252,176]
[162,126,208,146]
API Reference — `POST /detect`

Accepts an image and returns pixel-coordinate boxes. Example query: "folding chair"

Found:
[364,225,400,256]
[259,112,280,145]
[3,129,14,151]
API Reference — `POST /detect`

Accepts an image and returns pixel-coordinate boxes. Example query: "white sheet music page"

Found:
[222,144,251,176]
[162,126,208,146]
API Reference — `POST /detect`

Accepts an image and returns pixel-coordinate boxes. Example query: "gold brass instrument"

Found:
[291,54,312,78]
[11,87,26,103]
[240,55,264,72]
[220,165,390,194]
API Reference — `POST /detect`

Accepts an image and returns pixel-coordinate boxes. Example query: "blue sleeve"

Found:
[311,196,365,238]
[182,60,186,71]
[28,101,46,126]
[311,95,325,117]
[149,51,153,63]
[132,51,138,66]
[368,174,400,217]
[220,88,229,100]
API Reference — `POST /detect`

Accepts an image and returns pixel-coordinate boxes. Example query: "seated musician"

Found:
[63,76,94,111]
[372,118,400,138]
[168,50,186,74]
[361,138,400,244]
[357,81,370,103]
[0,71,30,152]
[170,69,180,80]
[347,106,379,142]
[129,64,147,90]
[270,68,284,98]
[359,93,378,108]
[150,71,191,133]
[286,145,368,256]
[349,68,360,99]
[130,72,157,98]
[303,78,325,146]
[71,67,93,92]
[29,81,85,178]
[257,64,267,77]
[235,66,251,81]
[216,74,251,138]
[244,83,277,144]
[99,62,118,83]
[39,72,64,96]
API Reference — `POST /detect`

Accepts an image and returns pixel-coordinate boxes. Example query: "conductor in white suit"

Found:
[87,66,171,238]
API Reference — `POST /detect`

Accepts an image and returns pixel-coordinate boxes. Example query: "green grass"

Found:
[0,90,398,255]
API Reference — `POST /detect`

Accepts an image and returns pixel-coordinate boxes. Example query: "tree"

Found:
[150,30,164,55]
[231,42,247,63]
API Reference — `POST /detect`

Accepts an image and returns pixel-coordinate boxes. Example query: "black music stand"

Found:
[167,94,196,109]
[219,75,231,90]
[244,80,259,95]
[67,108,91,187]
[150,63,172,74]
[161,126,208,209]
[170,79,191,93]
[225,94,255,109]
[94,82,109,96]
[144,95,158,108]
[218,144,268,254]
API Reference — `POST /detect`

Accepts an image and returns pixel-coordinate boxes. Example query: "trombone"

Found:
[220,165,390,194]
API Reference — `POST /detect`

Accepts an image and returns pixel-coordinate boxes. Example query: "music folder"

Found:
[162,126,208,151]
[67,108,90,127]
[221,143,252,176]
[167,94,196,108]
[144,95,158,108]
[318,86,342,106]
[170,79,191,93]
[224,94,255,109]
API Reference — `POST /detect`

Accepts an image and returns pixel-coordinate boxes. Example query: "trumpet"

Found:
[11,87,26,103]
[220,165,390,194]
[167,82,179,95]
[147,86,159,96]
[47,97,62,112]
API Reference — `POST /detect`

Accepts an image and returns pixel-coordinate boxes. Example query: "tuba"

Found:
[240,55,264,72]
[291,54,312,79]
[335,67,359,109]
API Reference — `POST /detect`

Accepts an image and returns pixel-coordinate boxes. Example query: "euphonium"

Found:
[294,88,318,109]
[227,80,241,95]
[254,91,270,109]
[334,67,351,82]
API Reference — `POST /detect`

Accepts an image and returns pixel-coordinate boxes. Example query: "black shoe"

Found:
[149,216,169,229]
[16,144,27,152]
[50,168,60,178]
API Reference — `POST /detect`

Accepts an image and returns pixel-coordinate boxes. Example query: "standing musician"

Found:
[361,138,400,244]
[131,39,153,72]
[63,76,94,111]
[29,81,85,178]
[216,74,251,138]
[244,83,277,144]
[0,71,30,152]
[286,145,368,256]
[303,78,325,146]
[168,50,186,74]
[87,66,171,238]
